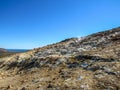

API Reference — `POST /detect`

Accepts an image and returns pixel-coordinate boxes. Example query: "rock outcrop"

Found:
[0,27,120,90]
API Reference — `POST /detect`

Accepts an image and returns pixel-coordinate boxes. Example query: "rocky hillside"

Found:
[0,48,7,53]
[0,48,20,58]
[0,27,120,90]
[0,48,13,58]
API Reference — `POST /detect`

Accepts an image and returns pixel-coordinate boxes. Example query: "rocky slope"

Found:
[0,48,13,58]
[0,27,120,90]
[0,48,7,53]
[0,48,21,58]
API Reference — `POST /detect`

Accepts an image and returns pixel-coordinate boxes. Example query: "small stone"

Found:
[21,87,26,90]
[7,85,12,89]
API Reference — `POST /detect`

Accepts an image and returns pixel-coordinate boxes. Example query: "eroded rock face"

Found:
[0,27,120,90]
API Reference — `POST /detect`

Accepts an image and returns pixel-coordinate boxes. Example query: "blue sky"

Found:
[0,0,120,49]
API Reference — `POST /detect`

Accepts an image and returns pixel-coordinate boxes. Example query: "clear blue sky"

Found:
[0,0,120,49]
